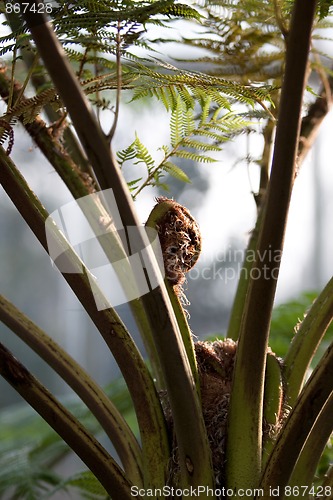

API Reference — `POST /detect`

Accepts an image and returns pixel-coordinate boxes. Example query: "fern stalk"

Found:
[286,393,333,493]
[284,276,333,406]
[145,199,200,392]
[21,6,214,492]
[0,294,143,487]
[226,0,317,494]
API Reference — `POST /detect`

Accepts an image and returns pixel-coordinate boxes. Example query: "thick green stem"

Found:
[20,6,214,490]
[226,0,317,494]
[0,294,143,487]
[165,281,200,393]
[0,343,134,499]
[284,276,333,406]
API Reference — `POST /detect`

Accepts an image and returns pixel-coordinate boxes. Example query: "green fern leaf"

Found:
[157,86,174,111]
[117,143,137,166]
[170,96,186,147]
[173,150,217,163]
[162,161,191,183]
[127,178,143,191]
[183,107,196,137]
[133,134,155,169]
[195,129,230,142]
[62,470,108,498]
[181,138,222,152]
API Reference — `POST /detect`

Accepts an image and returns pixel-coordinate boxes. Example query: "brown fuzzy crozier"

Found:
[153,197,202,296]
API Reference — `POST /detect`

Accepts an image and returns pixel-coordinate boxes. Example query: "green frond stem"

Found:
[285,393,333,495]
[284,276,333,407]
[262,352,284,462]
[0,294,143,487]
[0,343,133,499]
[225,0,317,495]
[0,146,170,492]
[138,290,214,493]
[10,52,40,113]
[165,281,200,394]
[260,341,333,496]
[127,299,167,391]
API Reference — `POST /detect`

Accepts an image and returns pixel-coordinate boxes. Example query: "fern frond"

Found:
[0,120,15,156]
[0,446,61,498]
[133,134,155,169]
[173,149,217,163]
[129,60,274,113]
[50,470,108,499]
[198,94,212,126]
[117,143,137,166]
[180,138,222,152]
[127,177,143,191]
[318,0,333,19]
[162,161,191,183]
[193,128,225,140]
[5,88,59,124]
[170,96,186,147]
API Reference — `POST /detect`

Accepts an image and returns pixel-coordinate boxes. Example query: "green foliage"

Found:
[0,0,275,184]
[318,0,333,19]
[270,292,319,358]
[49,471,108,500]
[0,378,135,499]
[118,96,250,197]
[270,291,333,361]
[130,60,274,110]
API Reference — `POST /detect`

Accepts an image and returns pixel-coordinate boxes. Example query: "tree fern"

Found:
[120,97,250,198]
[130,60,274,111]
